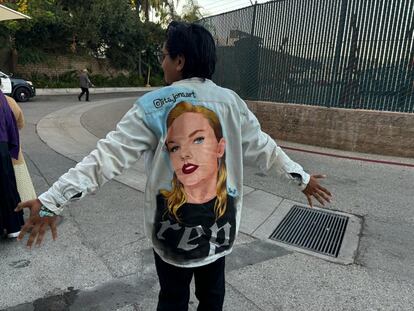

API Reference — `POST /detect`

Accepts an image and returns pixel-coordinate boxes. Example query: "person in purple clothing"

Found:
[0,89,24,238]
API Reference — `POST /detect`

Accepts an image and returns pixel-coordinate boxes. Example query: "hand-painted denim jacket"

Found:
[39,78,310,267]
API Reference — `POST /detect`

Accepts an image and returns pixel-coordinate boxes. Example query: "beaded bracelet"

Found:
[39,205,57,218]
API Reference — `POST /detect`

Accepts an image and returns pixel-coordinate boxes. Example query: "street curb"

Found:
[36,87,161,96]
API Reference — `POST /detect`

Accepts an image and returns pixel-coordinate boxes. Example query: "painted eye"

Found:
[194,137,204,144]
[169,145,179,153]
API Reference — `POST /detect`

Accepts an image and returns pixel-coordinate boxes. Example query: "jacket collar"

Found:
[172,77,214,86]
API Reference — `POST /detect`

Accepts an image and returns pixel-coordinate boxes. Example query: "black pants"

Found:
[0,143,24,235]
[154,251,225,311]
[79,87,89,101]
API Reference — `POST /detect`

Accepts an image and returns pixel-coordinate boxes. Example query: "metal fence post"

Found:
[250,1,258,37]
[330,0,349,107]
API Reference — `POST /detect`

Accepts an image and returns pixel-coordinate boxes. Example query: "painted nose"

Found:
[180,147,192,160]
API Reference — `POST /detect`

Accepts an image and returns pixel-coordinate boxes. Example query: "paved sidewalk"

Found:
[1,95,413,310]
[36,87,160,96]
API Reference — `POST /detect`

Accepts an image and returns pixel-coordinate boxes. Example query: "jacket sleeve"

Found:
[38,105,157,214]
[239,100,310,189]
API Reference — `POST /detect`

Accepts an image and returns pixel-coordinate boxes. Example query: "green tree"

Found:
[180,0,202,22]
[154,0,202,26]
[57,0,165,74]
[0,0,199,81]
[0,0,72,71]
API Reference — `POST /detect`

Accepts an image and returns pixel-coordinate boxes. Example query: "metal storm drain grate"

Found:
[269,205,349,258]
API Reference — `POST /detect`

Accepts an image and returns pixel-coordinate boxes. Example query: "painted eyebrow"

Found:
[167,129,205,144]
[188,129,205,137]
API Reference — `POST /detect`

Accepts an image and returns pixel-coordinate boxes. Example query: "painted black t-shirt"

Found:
[153,194,236,263]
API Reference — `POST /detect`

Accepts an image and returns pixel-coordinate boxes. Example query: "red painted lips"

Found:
[182,163,199,174]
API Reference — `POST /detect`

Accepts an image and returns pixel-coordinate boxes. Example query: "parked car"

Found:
[0,70,36,102]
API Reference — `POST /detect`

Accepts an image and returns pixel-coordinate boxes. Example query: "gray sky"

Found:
[179,0,271,17]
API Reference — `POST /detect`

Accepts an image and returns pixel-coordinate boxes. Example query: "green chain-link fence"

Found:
[200,0,414,113]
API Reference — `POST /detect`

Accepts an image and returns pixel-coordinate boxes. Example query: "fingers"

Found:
[310,174,332,203]
[17,215,59,247]
[305,191,329,208]
[17,221,34,241]
[26,223,41,248]
[313,192,325,206]
[303,174,333,208]
[306,194,313,208]
[49,218,58,241]
[15,201,29,212]
[309,186,332,206]
[318,185,332,197]
[35,223,48,247]
[15,199,41,213]
[17,231,25,241]
[317,188,331,203]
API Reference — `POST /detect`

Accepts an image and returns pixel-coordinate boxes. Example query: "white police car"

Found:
[0,70,36,102]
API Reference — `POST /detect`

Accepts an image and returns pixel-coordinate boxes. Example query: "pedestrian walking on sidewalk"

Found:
[16,21,332,311]
[0,90,24,239]
[78,69,93,102]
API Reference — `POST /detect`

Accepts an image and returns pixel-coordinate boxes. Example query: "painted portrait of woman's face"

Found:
[166,112,225,189]
[155,106,235,262]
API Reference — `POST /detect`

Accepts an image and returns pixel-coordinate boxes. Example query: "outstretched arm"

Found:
[240,102,331,207]
[38,104,157,214]
[16,104,157,246]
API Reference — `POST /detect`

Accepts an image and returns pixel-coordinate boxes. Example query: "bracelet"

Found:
[39,205,57,218]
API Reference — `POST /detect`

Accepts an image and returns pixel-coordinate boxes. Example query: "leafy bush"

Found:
[27,71,78,88]
[26,71,165,88]
[149,74,165,87]
[18,48,49,65]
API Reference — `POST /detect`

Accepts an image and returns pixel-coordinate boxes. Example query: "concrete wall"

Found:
[246,101,414,158]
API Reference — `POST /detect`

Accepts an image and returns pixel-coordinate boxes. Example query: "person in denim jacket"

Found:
[16,21,331,311]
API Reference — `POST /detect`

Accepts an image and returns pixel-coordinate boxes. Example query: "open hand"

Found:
[302,174,332,208]
[15,199,58,248]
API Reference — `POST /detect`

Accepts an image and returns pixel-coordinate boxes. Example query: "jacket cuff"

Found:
[290,172,310,190]
[300,172,310,190]
[38,190,66,215]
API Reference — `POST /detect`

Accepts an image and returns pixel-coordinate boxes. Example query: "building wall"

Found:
[246,101,414,158]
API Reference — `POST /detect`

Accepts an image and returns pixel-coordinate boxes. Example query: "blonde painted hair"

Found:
[160,101,227,221]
